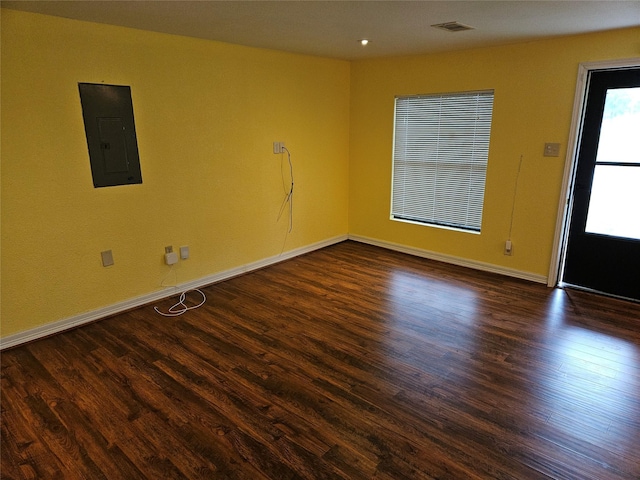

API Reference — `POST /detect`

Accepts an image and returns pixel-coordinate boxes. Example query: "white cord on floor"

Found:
[154,289,207,317]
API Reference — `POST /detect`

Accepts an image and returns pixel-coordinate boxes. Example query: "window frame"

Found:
[390,89,495,233]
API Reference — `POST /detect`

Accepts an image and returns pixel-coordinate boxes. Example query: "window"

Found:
[391,90,494,232]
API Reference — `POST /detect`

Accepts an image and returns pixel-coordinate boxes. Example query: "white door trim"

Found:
[547,57,640,288]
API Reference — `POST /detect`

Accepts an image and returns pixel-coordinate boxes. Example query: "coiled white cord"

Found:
[154,289,207,317]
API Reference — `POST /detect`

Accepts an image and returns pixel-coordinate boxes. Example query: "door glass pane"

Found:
[595,87,640,164]
[585,165,640,239]
[585,85,640,240]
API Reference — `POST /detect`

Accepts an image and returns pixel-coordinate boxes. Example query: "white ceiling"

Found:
[2,1,639,60]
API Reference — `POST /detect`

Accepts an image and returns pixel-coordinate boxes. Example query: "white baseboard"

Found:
[0,233,547,350]
[348,234,548,285]
[0,235,348,350]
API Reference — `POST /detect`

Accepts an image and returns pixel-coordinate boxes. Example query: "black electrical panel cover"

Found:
[79,83,142,188]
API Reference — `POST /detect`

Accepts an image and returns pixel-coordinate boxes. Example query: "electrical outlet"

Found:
[180,245,189,260]
[165,251,178,265]
[273,141,285,154]
[504,240,513,256]
[101,250,114,267]
[165,245,173,254]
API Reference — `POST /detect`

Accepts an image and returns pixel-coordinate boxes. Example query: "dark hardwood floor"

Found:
[2,241,640,479]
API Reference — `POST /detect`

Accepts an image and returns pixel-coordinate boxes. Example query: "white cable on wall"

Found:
[508,154,524,241]
[160,264,177,288]
[278,146,294,233]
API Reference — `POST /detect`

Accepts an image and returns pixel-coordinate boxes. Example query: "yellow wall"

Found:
[349,27,640,277]
[2,8,638,341]
[1,10,350,338]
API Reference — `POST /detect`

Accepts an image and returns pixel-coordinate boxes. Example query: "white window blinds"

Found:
[391,90,494,232]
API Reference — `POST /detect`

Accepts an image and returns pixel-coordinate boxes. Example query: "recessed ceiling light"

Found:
[360,39,370,46]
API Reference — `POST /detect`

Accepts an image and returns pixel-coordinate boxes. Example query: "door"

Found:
[562,67,640,301]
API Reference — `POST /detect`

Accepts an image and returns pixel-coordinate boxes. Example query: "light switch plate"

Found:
[544,143,561,157]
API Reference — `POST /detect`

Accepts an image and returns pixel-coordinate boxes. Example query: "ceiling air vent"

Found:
[431,21,475,33]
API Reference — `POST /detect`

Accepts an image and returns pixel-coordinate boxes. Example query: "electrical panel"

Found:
[79,83,142,188]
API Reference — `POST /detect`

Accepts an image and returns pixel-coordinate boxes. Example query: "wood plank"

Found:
[2,241,639,479]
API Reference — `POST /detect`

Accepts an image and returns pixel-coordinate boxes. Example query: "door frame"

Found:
[548,57,640,288]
